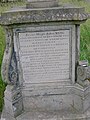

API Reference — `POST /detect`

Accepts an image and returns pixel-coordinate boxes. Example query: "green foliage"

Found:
[80,20,90,64]
[0,1,25,14]
[0,26,6,111]
[59,0,90,64]
[0,76,5,111]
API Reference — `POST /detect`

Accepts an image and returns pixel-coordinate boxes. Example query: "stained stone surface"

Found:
[19,30,70,83]
[1,107,90,120]
[26,0,59,8]
[0,7,88,25]
[0,0,90,120]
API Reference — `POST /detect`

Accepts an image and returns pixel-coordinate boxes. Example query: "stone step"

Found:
[1,107,90,120]
[16,110,90,120]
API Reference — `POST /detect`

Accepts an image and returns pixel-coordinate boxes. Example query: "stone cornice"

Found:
[0,7,88,25]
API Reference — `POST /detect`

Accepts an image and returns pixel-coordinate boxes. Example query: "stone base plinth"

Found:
[1,107,90,120]
[1,84,90,120]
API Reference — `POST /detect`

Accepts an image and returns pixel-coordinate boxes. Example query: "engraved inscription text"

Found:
[19,30,70,83]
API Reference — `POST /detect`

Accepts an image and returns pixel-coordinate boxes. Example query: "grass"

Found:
[80,21,90,63]
[60,0,90,64]
[0,26,6,112]
[0,0,90,112]
[0,1,26,13]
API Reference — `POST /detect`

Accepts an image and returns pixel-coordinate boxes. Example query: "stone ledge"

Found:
[1,107,90,120]
[0,7,88,25]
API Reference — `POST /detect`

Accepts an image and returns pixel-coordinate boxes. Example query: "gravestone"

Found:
[0,0,90,120]
[26,0,59,8]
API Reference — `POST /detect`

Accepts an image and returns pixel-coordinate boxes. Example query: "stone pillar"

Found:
[26,0,59,8]
[0,0,90,120]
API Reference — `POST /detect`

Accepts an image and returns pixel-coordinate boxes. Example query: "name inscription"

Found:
[19,30,70,83]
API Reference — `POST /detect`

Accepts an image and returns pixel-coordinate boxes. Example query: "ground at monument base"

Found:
[1,107,90,120]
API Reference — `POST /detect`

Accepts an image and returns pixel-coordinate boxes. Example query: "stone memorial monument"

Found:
[0,0,90,119]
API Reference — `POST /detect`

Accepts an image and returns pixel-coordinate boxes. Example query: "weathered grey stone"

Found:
[0,7,88,25]
[1,107,90,120]
[26,0,59,8]
[2,85,23,118]
[77,60,90,86]
[0,0,90,120]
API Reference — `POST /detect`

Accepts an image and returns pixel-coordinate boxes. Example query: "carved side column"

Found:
[1,27,23,118]
[77,60,90,87]
[1,27,13,84]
